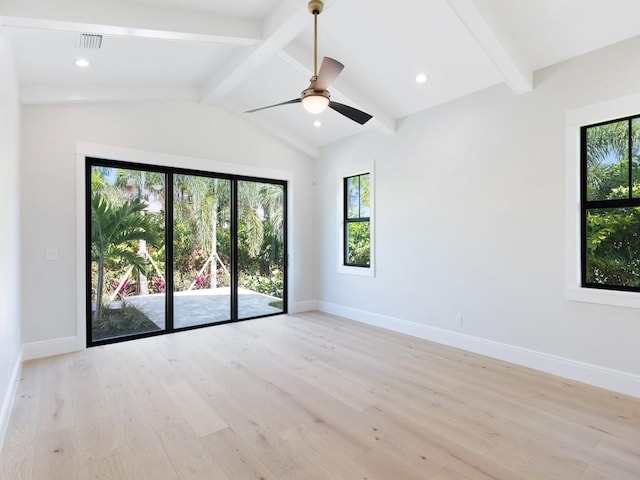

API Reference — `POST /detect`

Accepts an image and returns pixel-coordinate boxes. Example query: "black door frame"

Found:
[85,157,288,347]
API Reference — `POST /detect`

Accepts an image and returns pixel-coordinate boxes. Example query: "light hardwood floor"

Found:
[1,311,640,479]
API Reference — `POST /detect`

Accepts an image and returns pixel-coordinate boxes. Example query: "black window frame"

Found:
[580,114,640,292]
[343,172,371,268]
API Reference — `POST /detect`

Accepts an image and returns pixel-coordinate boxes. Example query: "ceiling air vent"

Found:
[77,33,103,49]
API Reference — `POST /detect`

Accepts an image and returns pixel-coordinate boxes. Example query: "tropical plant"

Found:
[174,175,230,289]
[240,268,283,298]
[91,192,158,323]
[171,177,285,293]
[584,119,640,287]
[346,221,370,266]
[92,301,158,339]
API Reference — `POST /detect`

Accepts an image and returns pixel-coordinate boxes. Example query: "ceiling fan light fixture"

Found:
[302,92,330,114]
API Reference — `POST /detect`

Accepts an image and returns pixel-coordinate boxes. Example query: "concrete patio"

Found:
[121,287,283,329]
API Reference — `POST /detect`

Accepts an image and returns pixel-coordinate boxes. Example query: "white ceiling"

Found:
[3,0,640,157]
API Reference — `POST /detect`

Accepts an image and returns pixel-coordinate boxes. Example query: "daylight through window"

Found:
[344,173,371,267]
[581,115,640,290]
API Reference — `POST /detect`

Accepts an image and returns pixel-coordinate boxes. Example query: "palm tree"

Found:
[585,121,629,200]
[238,180,265,258]
[114,169,165,294]
[171,177,284,292]
[174,175,230,289]
[91,192,158,323]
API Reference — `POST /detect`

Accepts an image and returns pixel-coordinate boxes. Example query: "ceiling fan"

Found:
[245,0,373,125]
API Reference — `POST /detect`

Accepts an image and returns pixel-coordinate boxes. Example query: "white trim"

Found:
[317,301,640,399]
[0,347,23,452]
[77,150,87,350]
[565,93,640,309]
[336,161,375,277]
[77,141,297,345]
[76,141,293,182]
[566,287,640,310]
[336,265,375,277]
[22,337,82,361]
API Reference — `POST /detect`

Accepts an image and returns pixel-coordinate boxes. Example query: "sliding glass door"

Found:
[87,159,287,346]
[89,164,167,341]
[237,180,286,319]
[173,174,232,328]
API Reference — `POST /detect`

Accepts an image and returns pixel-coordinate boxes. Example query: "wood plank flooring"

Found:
[1,311,640,479]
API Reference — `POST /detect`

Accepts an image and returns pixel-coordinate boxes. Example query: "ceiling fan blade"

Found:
[316,57,344,90]
[329,101,373,125]
[244,98,301,113]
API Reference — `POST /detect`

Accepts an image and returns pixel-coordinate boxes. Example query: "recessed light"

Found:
[76,58,90,67]
[416,73,428,84]
[313,120,322,128]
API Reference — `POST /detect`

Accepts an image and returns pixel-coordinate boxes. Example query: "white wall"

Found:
[0,25,23,446]
[315,35,640,395]
[20,101,315,351]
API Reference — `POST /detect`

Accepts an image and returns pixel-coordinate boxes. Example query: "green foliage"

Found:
[91,192,160,322]
[92,302,159,340]
[240,269,283,298]
[347,221,370,266]
[586,207,640,287]
[585,119,640,287]
[346,173,370,218]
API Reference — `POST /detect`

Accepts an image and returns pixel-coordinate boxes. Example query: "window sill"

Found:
[567,287,640,310]
[337,265,375,277]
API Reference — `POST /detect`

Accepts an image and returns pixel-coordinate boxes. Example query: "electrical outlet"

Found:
[456,313,463,326]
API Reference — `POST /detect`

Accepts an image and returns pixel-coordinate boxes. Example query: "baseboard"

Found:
[22,336,83,361]
[290,300,319,314]
[317,301,640,399]
[0,347,23,452]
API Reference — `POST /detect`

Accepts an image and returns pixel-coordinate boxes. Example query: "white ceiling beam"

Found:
[446,0,532,94]
[0,0,260,45]
[279,45,396,135]
[200,0,337,104]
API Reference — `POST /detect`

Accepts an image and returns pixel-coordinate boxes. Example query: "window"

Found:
[581,115,640,291]
[337,163,374,276]
[344,173,371,267]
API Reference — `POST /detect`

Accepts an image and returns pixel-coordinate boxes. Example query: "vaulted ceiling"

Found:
[3,0,640,157]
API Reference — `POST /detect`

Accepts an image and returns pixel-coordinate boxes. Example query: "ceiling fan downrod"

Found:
[308,0,324,78]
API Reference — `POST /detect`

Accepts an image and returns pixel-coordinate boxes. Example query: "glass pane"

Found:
[359,173,370,218]
[632,118,640,198]
[237,180,285,319]
[173,175,231,328]
[585,120,629,201]
[347,176,360,218]
[585,207,640,287]
[346,221,370,266]
[90,166,165,342]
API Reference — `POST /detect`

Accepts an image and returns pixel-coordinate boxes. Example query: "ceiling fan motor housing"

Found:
[301,79,330,101]
[308,0,324,15]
